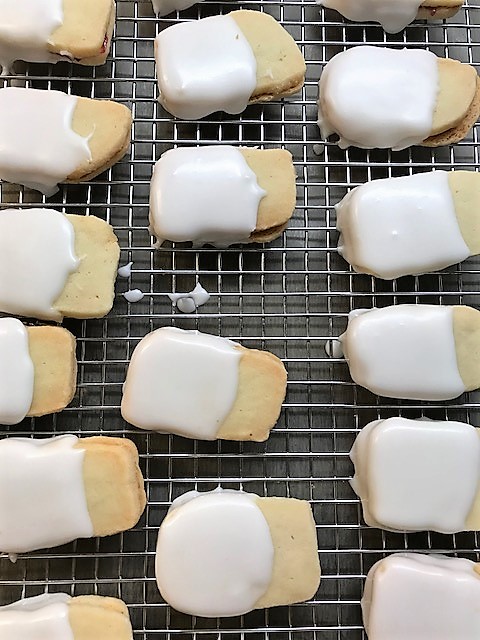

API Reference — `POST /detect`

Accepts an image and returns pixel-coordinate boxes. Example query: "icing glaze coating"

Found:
[168,282,211,313]
[362,554,480,639]
[121,327,241,439]
[0,87,91,195]
[351,418,480,533]
[337,171,470,279]
[152,0,202,17]
[0,594,73,640]
[155,16,257,119]
[317,0,422,33]
[318,47,439,150]
[340,305,465,400]
[0,318,34,426]
[155,489,274,617]
[0,209,79,321]
[0,436,93,553]
[0,0,67,71]
[150,146,265,246]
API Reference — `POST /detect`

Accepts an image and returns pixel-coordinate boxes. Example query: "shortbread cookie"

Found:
[155,10,305,119]
[0,87,131,195]
[0,435,146,553]
[317,0,461,34]
[318,46,479,150]
[0,593,133,640]
[0,318,77,424]
[150,146,296,246]
[0,208,120,321]
[362,554,480,639]
[155,489,320,617]
[336,171,480,279]
[0,0,115,71]
[351,417,480,533]
[121,327,287,442]
[340,304,480,401]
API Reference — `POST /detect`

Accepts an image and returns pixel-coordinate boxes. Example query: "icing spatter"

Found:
[362,554,480,639]
[318,47,439,151]
[123,289,144,303]
[169,283,211,313]
[121,327,242,439]
[336,172,470,279]
[340,305,465,400]
[152,0,202,17]
[0,209,79,321]
[317,0,422,34]
[0,435,93,553]
[150,146,266,246]
[118,262,133,278]
[0,594,74,640]
[351,418,480,533]
[0,87,92,195]
[0,0,69,71]
[155,15,257,119]
[155,489,274,617]
[0,318,34,425]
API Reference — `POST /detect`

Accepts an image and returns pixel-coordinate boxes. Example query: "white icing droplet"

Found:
[155,489,274,617]
[169,282,211,314]
[118,261,133,278]
[155,15,257,120]
[317,0,423,34]
[152,0,202,16]
[325,339,343,358]
[0,318,34,425]
[123,289,144,303]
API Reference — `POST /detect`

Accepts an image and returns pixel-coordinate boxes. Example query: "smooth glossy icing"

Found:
[0,435,93,553]
[318,46,439,150]
[0,87,91,195]
[117,262,133,278]
[123,289,144,303]
[155,15,257,119]
[337,172,470,279]
[150,146,265,246]
[0,209,79,321]
[0,0,68,71]
[0,318,34,426]
[351,418,480,533]
[0,594,73,640]
[152,0,202,17]
[121,327,242,439]
[340,305,465,400]
[317,0,422,33]
[362,554,480,639]
[169,282,211,313]
[155,489,274,617]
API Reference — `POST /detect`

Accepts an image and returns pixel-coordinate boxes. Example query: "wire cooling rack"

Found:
[1,1,480,638]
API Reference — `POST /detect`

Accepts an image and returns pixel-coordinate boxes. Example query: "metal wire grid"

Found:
[0,1,480,638]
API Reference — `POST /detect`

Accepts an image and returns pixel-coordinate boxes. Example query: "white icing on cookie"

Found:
[155,489,274,617]
[121,327,241,439]
[317,0,422,34]
[0,0,69,71]
[351,417,480,533]
[318,47,439,150]
[340,305,465,400]
[150,146,265,246]
[337,172,470,279]
[362,554,480,639]
[0,318,34,426]
[155,15,257,119]
[0,208,79,321]
[0,594,74,640]
[152,0,202,17]
[0,435,93,553]
[0,87,91,195]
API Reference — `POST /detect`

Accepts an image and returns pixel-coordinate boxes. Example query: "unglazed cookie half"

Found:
[0,435,146,554]
[0,87,131,194]
[336,170,480,279]
[340,304,480,401]
[155,489,320,617]
[0,209,120,321]
[318,46,479,150]
[121,327,287,442]
[0,593,133,640]
[351,417,480,533]
[149,146,296,246]
[155,10,305,119]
